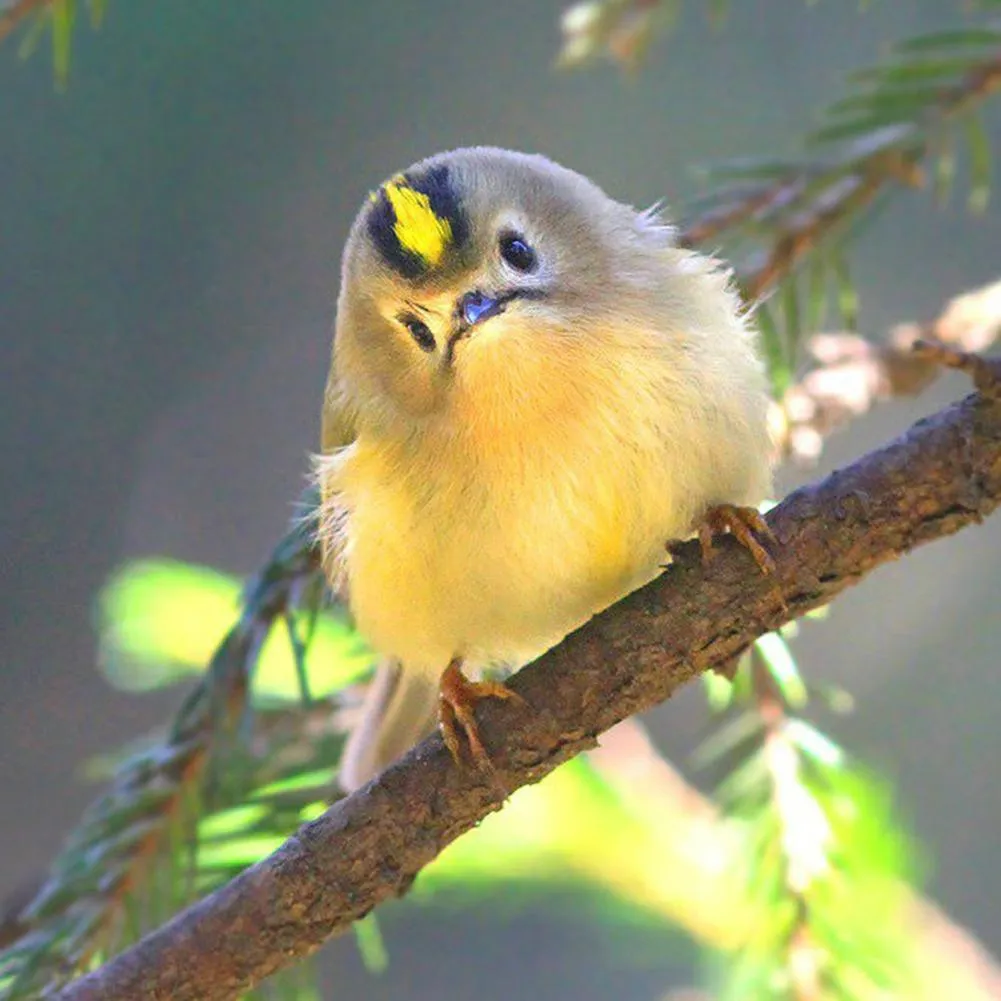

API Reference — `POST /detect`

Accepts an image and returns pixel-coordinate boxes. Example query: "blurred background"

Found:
[2,1,1001,997]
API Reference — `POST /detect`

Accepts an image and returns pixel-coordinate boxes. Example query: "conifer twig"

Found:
[0,516,321,997]
[0,0,51,43]
[52,352,1001,1001]
[590,721,1001,1001]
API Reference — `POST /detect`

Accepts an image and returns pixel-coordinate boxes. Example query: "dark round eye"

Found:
[402,316,435,352]
[499,233,536,272]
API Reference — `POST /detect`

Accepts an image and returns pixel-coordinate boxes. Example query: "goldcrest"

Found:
[315,147,773,791]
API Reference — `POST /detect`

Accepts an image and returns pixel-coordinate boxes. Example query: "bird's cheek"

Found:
[372,350,446,418]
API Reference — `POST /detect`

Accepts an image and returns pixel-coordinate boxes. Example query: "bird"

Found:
[314,147,774,792]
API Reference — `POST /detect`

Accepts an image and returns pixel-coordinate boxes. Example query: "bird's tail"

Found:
[338,660,439,792]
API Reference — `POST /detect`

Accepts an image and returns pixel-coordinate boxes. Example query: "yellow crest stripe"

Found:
[383,179,453,268]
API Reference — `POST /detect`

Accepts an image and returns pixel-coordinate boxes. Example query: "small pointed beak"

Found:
[457,290,503,328]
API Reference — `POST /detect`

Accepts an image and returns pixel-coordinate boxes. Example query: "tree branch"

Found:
[772,278,1001,465]
[55,357,1001,1001]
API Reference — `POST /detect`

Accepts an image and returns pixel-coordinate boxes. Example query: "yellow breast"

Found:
[334,328,707,677]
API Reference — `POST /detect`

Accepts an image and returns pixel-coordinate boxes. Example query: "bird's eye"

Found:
[401,315,436,352]
[499,233,537,272]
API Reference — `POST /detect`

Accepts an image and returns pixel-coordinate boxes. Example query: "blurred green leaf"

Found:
[755,632,808,708]
[966,113,992,212]
[852,56,983,85]
[50,0,73,88]
[830,250,859,330]
[785,718,844,768]
[98,560,374,701]
[804,254,829,335]
[897,28,1001,52]
[756,304,793,398]
[934,141,957,205]
[353,916,388,974]
[87,0,107,28]
[780,275,802,353]
[691,711,763,769]
[810,110,921,145]
[697,157,801,182]
[15,12,48,60]
[715,750,770,809]
[703,669,737,711]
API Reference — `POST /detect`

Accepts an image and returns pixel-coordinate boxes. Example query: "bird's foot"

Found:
[696,503,776,575]
[438,658,523,771]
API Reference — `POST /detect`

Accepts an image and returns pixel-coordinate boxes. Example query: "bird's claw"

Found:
[438,659,524,771]
[695,503,776,575]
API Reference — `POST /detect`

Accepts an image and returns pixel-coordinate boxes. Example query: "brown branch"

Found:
[55,358,1001,1001]
[772,279,1001,464]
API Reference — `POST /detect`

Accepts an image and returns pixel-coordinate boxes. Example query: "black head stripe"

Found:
[366,164,468,278]
[416,164,468,247]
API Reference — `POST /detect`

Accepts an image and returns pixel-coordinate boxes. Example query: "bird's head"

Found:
[333,146,667,429]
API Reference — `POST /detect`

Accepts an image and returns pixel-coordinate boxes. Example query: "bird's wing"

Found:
[315,358,357,602]
[319,350,439,793]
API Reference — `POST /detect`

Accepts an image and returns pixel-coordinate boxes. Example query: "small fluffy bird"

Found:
[316,147,773,791]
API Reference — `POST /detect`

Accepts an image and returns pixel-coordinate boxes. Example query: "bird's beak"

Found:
[457,290,504,329]
[447,288,530,365]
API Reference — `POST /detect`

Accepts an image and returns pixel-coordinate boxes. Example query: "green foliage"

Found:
[0,493,326,999]
[9,0,107,88]
[684,13,1001,384]
[98,559,372,700]
[700,632,920,1000]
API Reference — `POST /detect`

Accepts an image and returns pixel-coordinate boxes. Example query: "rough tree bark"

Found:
[55,350,1001,1001]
